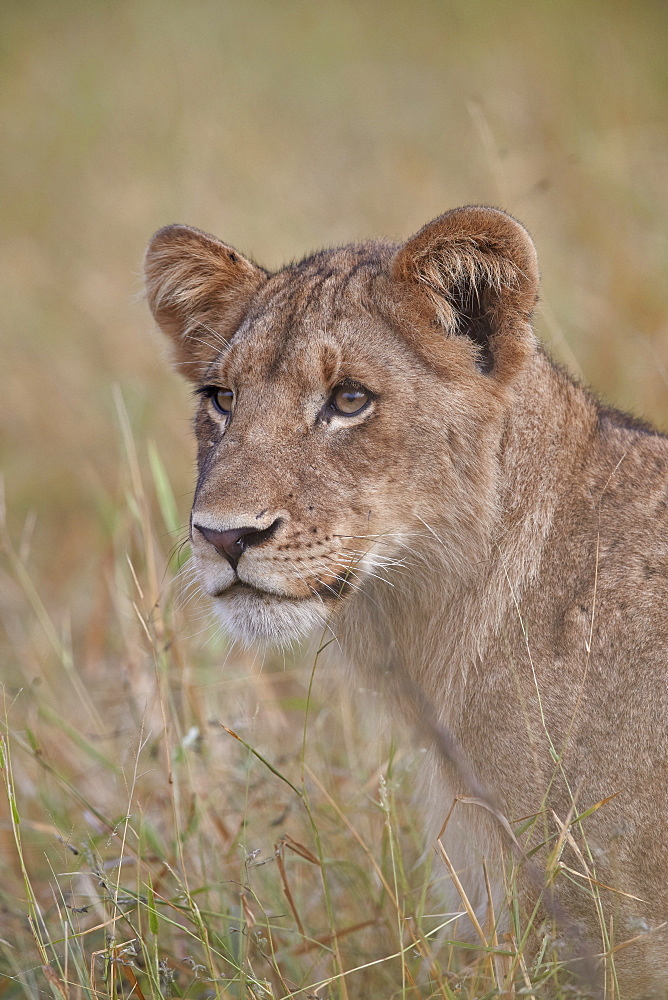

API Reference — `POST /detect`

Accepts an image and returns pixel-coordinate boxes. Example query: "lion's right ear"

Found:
[144,225,267,382]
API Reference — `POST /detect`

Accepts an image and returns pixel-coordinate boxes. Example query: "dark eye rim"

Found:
[328,380,374,417]
[195,384,235,416]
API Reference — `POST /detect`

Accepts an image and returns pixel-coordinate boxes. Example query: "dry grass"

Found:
[1,2,667,997]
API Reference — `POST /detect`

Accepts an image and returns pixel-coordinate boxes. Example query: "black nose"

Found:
[194,519,281,571]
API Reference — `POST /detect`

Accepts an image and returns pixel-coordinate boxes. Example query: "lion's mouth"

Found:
[213,581,287,600]
[213,574,354,602]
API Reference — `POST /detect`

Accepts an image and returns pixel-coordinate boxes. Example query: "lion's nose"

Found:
[194,519,281,571]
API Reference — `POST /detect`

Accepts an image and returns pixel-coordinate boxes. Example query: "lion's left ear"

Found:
[392,206,539,379]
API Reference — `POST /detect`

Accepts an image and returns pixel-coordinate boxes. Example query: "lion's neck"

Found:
[339,350,597,715]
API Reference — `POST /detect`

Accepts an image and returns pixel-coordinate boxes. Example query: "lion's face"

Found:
[186,250,446,645]
[145,209,538,645]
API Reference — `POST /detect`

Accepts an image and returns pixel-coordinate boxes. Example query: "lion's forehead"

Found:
[220,250,407,388]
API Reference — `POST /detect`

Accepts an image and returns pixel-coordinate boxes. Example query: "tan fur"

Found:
[145,207,668,996]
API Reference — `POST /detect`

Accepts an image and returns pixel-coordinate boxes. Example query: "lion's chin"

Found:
[211,584,326,648]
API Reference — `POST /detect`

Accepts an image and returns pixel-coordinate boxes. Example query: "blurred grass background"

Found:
[1,2,667,997]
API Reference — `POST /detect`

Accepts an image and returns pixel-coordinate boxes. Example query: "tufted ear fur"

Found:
[144,224,267,382]
[392,206,539,379]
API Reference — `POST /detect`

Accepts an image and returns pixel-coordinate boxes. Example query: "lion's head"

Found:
[145,207,538,645]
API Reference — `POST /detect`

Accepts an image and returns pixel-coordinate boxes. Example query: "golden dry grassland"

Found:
[1,3,667,997]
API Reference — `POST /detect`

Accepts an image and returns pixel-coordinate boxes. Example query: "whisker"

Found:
[326,557,399,588]
[192,320,231,351]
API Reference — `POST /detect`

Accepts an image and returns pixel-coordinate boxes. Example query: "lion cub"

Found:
[146,207,668,995]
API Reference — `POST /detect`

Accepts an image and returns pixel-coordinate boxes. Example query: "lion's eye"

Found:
[330,384,370,416]
[207,387,234,415]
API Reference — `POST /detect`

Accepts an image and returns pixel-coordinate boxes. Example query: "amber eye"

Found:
[209,387,234,415]
[331,385,370,415]
[330,384,371,416]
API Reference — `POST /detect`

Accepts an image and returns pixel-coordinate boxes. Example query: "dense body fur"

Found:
[145,207,668,996]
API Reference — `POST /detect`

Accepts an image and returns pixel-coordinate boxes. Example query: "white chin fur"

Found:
[212,588,326,647]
